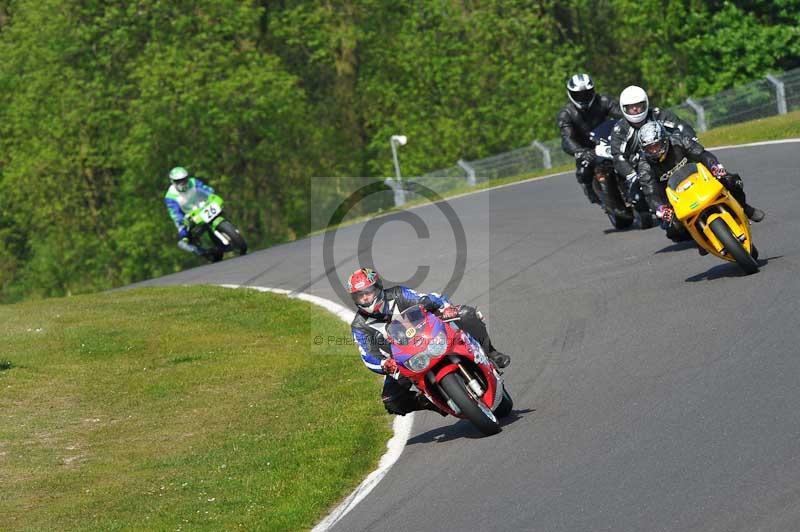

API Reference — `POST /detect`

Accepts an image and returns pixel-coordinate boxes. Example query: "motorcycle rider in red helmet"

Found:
[347,267,510,416]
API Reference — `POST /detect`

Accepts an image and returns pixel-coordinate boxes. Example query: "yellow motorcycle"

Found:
[665,160,758,274]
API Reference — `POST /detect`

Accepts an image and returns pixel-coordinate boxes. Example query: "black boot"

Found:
[201,248,224,263]
[744,204,765,222]
[487,350,511,369]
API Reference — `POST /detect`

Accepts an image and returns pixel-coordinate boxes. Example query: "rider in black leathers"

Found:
[557,73,623,205]
[635,121,765,243]
[610,85,696,199]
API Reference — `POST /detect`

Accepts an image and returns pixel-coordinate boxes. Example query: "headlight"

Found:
[404,331,448,372]
[405,353,432,372]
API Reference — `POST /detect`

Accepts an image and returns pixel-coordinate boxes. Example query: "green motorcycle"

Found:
[183,193,247,261]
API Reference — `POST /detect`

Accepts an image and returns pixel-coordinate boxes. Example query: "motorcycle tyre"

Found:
[709,218,758,275]
[494,386,514,418]
[217,220,248,256]
[439,372,501,436]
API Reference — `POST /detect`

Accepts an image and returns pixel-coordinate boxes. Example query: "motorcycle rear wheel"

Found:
[709,218,758,275]
[439,372,501,436]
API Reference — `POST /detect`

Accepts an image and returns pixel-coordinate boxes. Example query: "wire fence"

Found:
[397,66,800,204]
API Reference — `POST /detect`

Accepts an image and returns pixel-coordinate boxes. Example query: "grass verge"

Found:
[0,286,390,531]
[698,109,800,147]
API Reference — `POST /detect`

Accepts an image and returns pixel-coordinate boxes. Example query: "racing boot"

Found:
[744,204,765,223]
[199,247,224,263]
[487,350,511,369]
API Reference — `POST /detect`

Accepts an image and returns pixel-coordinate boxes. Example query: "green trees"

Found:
[0,1,316,299]
[0,0,797,301]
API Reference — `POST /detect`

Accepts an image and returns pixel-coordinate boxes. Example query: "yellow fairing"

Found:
[666,163,753,261]
[666,163,722,221]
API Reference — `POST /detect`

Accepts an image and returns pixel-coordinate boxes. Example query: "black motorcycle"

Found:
[589,120,653,230]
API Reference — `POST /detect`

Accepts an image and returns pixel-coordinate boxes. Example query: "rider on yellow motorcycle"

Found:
[635,122,765,243]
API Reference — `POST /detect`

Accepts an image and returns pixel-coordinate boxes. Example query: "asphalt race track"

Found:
[132,141,800,531]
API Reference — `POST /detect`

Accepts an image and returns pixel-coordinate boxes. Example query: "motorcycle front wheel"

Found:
[709,218,758,275]
[216,220,248,255]
[494,386,514,418]
[439,372,501,436]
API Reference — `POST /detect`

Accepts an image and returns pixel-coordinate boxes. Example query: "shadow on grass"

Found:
[406,408,534,445]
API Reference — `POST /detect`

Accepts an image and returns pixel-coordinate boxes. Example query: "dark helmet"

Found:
[638,121,669,162]
[566,73,596,110]
[347,268,385,314]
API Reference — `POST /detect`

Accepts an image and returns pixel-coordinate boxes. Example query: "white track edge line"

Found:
[215,137,800,527]
[216,283,414,532]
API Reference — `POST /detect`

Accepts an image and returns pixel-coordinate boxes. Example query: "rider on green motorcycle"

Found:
[163,166,222,260]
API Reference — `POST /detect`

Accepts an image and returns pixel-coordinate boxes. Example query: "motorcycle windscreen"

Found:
[387,306,426,345]
[667,163,724,219]
[666,162,699,191]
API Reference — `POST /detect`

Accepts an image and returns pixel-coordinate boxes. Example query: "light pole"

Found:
[387,134,407,206]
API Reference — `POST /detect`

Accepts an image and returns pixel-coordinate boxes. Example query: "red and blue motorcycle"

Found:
[386,306,513,436]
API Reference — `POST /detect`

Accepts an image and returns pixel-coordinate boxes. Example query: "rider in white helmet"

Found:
[610,85,697,202]
[557,73,623,205]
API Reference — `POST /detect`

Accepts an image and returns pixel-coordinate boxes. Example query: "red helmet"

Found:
[347,268,385,314]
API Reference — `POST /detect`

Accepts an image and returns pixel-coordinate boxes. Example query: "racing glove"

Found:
[655,204,674,228]
[440,305,460,320]
[381,357,400,378]
[418,296,441,312]
[710,163,727,178]
[575,150,595,167]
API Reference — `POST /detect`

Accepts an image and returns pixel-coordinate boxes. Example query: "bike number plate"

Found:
[200,203,220,223]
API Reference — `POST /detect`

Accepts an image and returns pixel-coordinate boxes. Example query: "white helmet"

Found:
[566,73,596,110]
[620,85,649,125]
[169,166,190,192]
